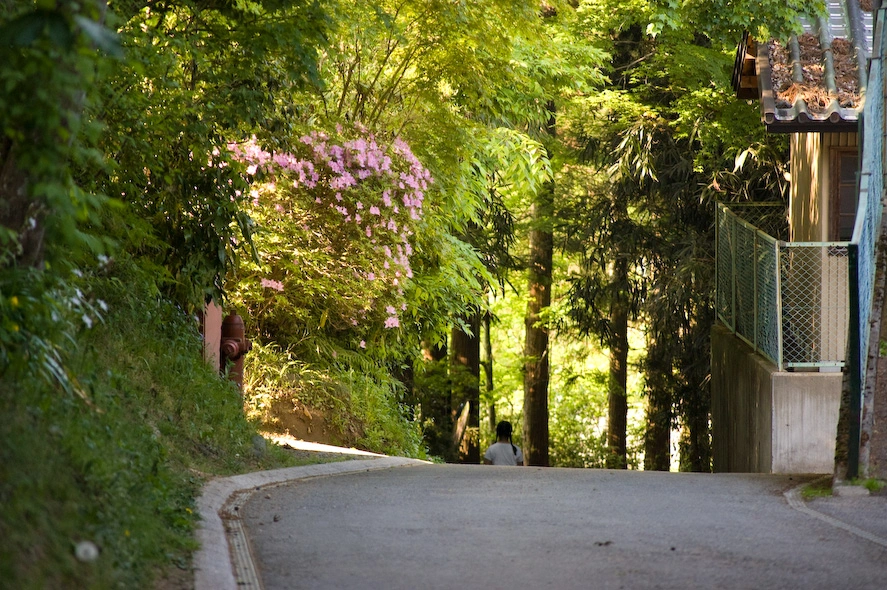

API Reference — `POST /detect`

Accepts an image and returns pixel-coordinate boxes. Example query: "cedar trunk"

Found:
[419,342,452,461]
[523,186,553,467]
[482,310,496,430]
[523,105,555,467]
[607,284,629,469]
[451,313,481,463]
[644,330,672,471]
[677,312,712,472]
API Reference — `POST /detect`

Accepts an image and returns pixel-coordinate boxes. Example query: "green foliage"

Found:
[644,0,824,43]
[0,260,298,588]
[0,1,119,394]
[226,127,468,457]
[0,0,115,270]
[555,0,799,471]
[229,129,430,343]
[244,342,424,457]
[223,1,586,459]
[82,0,332,307]
[548,369,610,468]
[312,0,548,131]
[479,279,648,469]
[413,355,455,460]
[0,268,103,394]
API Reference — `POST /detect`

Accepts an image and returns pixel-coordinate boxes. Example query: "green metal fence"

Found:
[716,203,850,371]
[847,6,887,478]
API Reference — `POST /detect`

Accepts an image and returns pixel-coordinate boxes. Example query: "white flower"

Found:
[82,314,93,329]
[75,541,99,562]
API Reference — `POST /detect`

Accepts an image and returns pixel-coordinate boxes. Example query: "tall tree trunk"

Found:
[523,105,555,467]
[607,266,629,469]
[418,341,452,461]
[860,292,887,479]
[678,393,711,472]
[523,184,553,467]
[0,137,45,269]
[482,309,496,431]
[644,328,672,471]
[678,312,712,472]
[451,313,481,463]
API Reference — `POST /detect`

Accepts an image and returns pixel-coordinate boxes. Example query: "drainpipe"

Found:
[847,244,861,479]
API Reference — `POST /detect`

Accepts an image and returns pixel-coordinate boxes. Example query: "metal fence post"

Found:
[753,231,759,354]
[731,214,737,332]
[775,241,784,371]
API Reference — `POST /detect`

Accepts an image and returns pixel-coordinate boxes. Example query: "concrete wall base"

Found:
[712,324,841,474]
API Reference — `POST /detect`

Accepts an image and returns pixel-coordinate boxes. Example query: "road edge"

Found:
[194,456,428,590]
[784,483,887,548]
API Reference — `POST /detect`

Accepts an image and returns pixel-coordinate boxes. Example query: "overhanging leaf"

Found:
[74,15,123,58]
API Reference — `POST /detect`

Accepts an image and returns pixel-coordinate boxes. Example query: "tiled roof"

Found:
[732,0,874,133]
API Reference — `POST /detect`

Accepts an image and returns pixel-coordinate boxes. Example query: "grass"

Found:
[0,267,321,589]
[799,477,834,500]
[853,478,886,494]
[863,478,886,493]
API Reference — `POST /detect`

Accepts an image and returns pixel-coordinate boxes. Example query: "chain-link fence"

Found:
[854,7,886,406]
[716,203,850,370]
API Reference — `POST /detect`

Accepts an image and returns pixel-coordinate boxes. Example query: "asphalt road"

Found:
[241,464,887,590]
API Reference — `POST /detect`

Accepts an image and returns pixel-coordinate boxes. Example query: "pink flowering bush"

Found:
[230,128,431,343]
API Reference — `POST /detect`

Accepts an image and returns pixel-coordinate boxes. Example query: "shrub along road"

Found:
[237,465,887,590]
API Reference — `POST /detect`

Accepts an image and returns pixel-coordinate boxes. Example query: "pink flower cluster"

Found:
[231,130,432,330]
[260,278,285,292]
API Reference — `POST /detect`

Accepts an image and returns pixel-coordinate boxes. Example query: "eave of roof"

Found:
[732,0,874,133]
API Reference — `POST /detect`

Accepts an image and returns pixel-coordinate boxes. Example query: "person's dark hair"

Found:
[496,420,512,439]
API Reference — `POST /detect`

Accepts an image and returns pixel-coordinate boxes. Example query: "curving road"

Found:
[240,464,887,590]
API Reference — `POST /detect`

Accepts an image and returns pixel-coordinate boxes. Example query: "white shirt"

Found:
[483,441,524,466]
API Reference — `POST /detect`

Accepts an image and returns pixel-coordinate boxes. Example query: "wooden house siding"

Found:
[790,132,858,242]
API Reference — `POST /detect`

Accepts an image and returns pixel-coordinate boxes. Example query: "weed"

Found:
[863,478,886,493]
[850,478,887,494]
[800,478,833,500]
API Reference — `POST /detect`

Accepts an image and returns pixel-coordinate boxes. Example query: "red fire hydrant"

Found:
[220,313,252,392]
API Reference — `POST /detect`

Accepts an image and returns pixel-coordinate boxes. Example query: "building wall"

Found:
[711,324,841,474]
[790,131,857,242]
[787,132,853,369]
[820,131,858,239]
[790,132,822,242]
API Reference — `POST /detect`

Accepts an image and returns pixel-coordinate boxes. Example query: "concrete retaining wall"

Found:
[711,324,841,474]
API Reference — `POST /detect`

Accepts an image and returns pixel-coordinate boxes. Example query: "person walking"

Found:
[483,421,524,466]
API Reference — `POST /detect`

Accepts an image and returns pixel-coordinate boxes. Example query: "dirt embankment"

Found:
[262,399,359,448]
